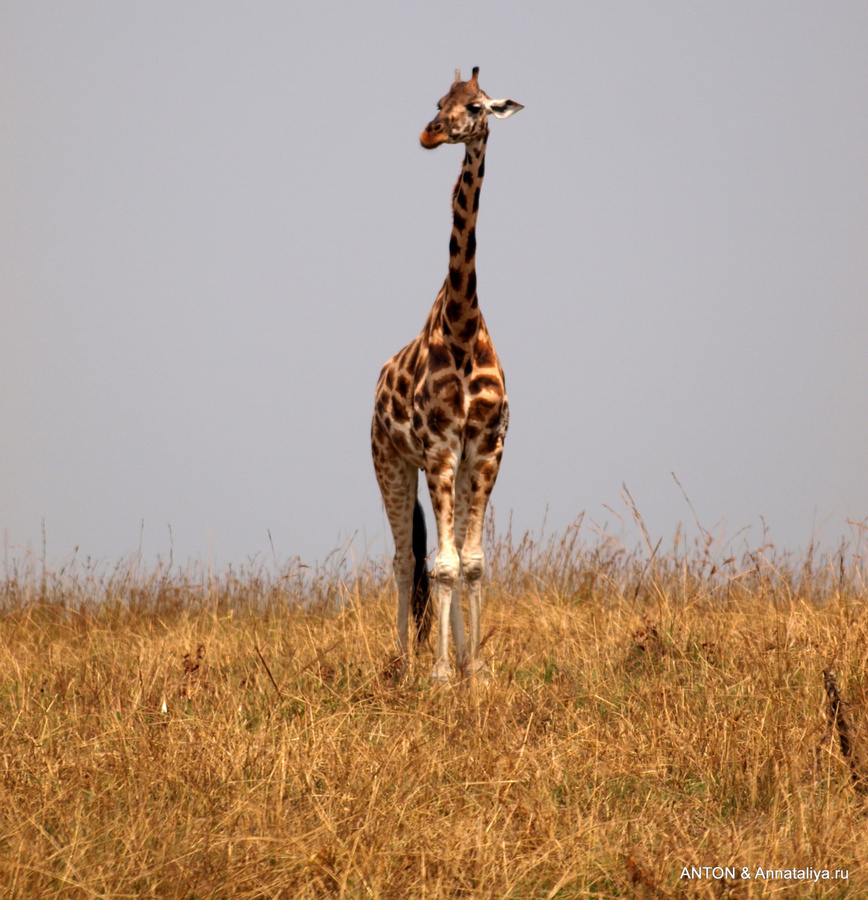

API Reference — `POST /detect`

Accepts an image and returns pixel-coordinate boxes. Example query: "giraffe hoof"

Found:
[430,662,453,683]
[469,659,490,676]
[381,655,408,684]
[465,658,491,684]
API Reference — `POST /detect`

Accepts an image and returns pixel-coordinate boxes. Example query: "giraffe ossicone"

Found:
[371,66,523,682]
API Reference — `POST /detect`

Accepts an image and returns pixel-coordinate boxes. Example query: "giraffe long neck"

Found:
[442,132,487,344]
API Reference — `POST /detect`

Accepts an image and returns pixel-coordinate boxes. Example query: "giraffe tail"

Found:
[412,498,433,647]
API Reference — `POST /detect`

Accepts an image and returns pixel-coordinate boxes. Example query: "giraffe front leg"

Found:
[431,557,460,682]
[426,459,459,682]
[458,456,500,680]
[463,555,487,679]
[449,588,467,672]
[450,465,473,675]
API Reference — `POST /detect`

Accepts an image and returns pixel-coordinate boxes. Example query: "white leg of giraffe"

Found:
[426,457,460,681]
[450,465,473,673]
[461,539,485,675]
[460,456,500,677]
[449,586,467,671]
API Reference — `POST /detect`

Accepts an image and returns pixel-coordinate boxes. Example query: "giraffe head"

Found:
[420,67,523,149]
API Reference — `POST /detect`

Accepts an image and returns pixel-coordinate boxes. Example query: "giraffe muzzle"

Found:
[420,122,448,149]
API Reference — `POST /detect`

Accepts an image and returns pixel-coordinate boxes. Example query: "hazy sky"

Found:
[2,3,867,572]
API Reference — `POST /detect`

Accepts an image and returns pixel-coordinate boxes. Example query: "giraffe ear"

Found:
[484,98,524,119]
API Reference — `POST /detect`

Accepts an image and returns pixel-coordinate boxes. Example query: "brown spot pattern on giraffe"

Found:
[464,229,476,262]
[468,374,501,395]
[391,396,409,423]
[446,298,462,320]
[426,406,451,437]
[474,340,494,367]
[468,396,498,424]
[458,316,478,342]
[465,270,476,299]
[428,342,451,370]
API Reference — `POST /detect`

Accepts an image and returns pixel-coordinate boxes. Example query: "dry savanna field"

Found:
[2,514,868,899]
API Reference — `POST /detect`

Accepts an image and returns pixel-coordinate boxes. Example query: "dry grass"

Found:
[2,519,868,898]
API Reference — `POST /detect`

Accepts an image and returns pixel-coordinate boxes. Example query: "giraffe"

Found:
[371,66,523,681]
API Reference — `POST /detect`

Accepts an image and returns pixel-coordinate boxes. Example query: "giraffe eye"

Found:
[467,104,481,115]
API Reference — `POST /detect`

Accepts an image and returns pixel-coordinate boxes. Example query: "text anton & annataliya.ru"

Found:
[680,866,848,882]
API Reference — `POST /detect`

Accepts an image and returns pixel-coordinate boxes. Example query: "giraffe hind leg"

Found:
[372,424,418,661]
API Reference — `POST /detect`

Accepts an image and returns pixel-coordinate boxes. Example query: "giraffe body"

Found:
[371,68,523,680]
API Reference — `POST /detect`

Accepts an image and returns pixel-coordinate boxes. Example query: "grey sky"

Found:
[2,3,867,571]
